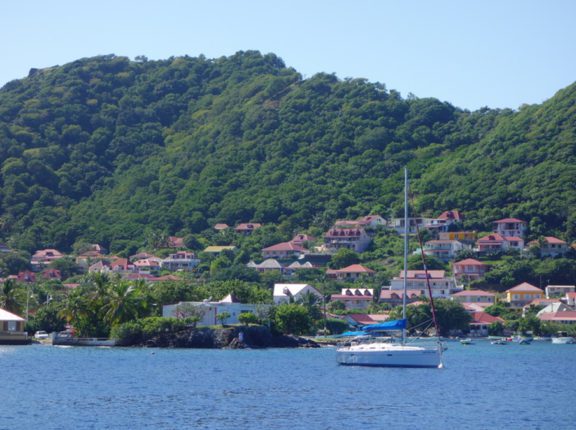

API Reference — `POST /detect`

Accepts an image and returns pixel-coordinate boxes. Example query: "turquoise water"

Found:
[1,340,575,429]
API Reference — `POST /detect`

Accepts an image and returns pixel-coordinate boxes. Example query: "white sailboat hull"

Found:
[336,342,442,368]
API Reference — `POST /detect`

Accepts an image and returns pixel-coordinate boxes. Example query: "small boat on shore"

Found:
[491,338,507,345]
[52,331,116,347]
[460,338,473,345]
[551,332,575,344]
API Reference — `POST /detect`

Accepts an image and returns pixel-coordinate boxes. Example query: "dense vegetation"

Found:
[0,51,574,255]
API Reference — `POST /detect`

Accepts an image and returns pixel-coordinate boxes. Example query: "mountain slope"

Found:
[0,52,574,253]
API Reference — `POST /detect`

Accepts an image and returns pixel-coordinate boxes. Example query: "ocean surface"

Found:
[1,340,575,430]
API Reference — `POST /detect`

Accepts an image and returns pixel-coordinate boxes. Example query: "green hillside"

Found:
[0,51,574,254]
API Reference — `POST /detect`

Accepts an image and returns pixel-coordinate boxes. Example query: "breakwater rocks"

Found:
[124,326,320,349]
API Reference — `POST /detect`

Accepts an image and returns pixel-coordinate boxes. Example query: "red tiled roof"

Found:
[543,236,567,245]
[506,282,543,293]
[454,258,486,266]
[263,242,306,252]
[437,210,463,221]
[470,312,504,324]
[347,314,376,324]
[538,311,576,322]
[400,270,445,279]
[327,264,375,274]
[494,218,526,224]
[477,233,506,243]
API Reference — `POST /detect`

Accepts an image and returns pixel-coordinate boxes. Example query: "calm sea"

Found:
[1,340,575,430]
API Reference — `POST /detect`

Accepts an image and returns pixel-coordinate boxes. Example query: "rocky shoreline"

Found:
[118,325,320,349]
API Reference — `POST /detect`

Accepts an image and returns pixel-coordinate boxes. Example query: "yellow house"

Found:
[505,282,544,307]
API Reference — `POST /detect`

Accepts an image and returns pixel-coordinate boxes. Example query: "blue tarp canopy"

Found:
[362,319,407,331]
[338,331,368,337]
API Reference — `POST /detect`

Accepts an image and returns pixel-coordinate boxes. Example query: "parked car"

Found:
[34,330,49,339]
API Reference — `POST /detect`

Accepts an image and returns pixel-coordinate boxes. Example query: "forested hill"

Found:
[0,51,574,254]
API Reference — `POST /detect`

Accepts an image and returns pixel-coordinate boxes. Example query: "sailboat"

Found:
[336,168,444,368]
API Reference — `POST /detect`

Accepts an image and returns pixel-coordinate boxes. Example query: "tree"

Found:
[0,279,25,314]
[217,311,231,326]
[101,280,143,327]
[330,248,360,269]
[238,312,258,326]
[26,301,67,334]
[273,303,311,335]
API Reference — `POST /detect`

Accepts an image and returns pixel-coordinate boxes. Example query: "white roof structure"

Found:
[0,308,25,321]
[537,303,572,316]
[273,283,322,304]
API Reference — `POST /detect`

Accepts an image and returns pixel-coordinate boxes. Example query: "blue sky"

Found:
[2,0,575,111]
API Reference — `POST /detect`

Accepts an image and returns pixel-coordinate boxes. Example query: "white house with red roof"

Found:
[469,312,504,336]
[133,257,162,274]
[31,249,64,269]
[504,282,544,307]
[528,236,569,257]
[161,251,200,272]
[451,289,496,305]
[325,264,375,281]
[476,233,524,253]
[324,227,372,253]
[389,270,457,298]
[493,218,527,238]
[453,258,489,281]
[423,240,465,261]
[261,242,308,260]
[330,288,374,310]
[538,311,576,325]
[424,210,464,232]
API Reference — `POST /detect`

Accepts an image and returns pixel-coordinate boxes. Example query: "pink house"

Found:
[389,270,456,298]
[451,289,495,305]
[453,258,489,281]
[477,233,524,253]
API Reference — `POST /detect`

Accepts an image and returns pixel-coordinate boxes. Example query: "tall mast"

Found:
[402,167,408,343]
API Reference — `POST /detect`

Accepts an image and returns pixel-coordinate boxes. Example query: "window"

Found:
[8,321,17,331]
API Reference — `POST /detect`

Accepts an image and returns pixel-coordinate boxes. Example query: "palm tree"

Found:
[101,280,141,327]
[0,279,24,314]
